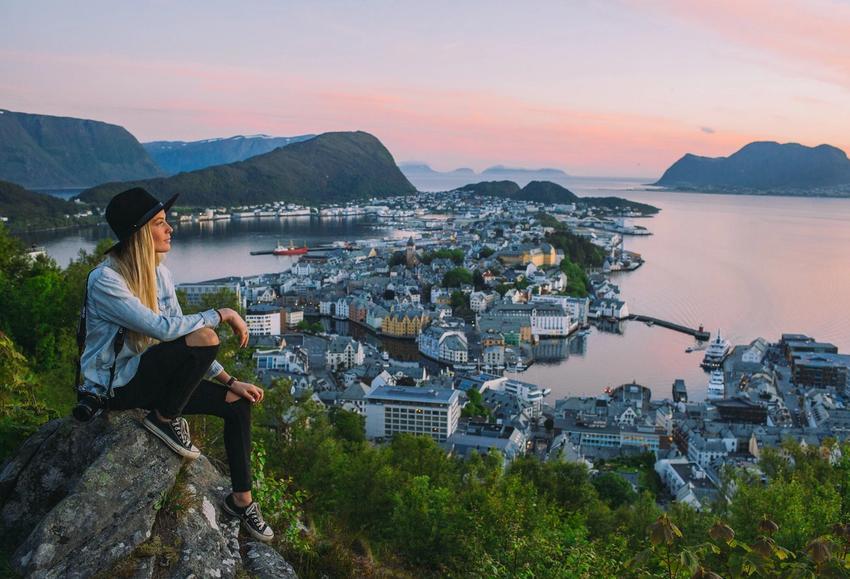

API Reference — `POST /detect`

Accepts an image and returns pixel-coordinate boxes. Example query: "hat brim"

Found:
[103,193,180,254]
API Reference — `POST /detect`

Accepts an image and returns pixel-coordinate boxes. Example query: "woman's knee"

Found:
[186,327,220,348]
[225,396,252,423]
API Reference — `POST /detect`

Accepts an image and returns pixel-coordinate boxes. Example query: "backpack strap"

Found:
[75,268,126,400]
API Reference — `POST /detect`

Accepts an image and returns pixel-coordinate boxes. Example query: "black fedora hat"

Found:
[104,187,179,253]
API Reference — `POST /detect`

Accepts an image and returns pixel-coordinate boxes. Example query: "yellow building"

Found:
[497,243,559,267]
[381,305,431,338]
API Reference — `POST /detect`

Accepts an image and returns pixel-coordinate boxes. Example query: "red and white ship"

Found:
[273,240,309,256]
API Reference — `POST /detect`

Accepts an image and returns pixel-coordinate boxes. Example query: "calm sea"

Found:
[25,181,850,401]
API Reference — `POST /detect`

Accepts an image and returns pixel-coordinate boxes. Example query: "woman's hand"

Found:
[227,380,265,404]
[218,308,249,347]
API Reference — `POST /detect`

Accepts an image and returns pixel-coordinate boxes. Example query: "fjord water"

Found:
[28,182,850,400]
[512,186,850,400]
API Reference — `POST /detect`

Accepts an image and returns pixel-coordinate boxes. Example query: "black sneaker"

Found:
[142,411,201,459]
[222,494,275,542]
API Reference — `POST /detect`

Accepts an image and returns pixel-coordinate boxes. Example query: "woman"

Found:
[79,187,274,542]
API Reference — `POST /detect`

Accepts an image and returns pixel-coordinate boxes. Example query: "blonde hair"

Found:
[110,222,163,353]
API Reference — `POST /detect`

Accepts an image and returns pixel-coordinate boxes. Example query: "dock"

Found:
[628,314,710,341]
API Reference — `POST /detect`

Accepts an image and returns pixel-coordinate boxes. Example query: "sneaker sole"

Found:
[142,418,201,460]
[221,500,275,542]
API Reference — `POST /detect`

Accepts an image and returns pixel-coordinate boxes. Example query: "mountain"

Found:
[79,131,416,207]
[482,165,569,178]
[513,180,580,204]
[144,134,315,175]
[655,141,850,191]
[456,179,658,214]
[456,180,521,197]
[0,179,86,230]
[0,109,162,188]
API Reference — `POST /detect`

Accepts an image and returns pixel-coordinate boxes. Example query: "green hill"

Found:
[79,131,416,207]
[457,179,657,214]
[0,109,162,188]
[0,180,88,230]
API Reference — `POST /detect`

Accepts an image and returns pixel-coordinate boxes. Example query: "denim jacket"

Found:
[80,259,224,397]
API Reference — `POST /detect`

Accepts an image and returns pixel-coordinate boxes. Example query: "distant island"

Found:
[655,141,850,197]
[79,131,416,207]
[0,109,162,189]
[399,163,569,180]
[144,134,315,175]
[457,180,659,215]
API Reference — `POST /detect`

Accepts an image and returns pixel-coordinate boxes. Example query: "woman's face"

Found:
[150,210,174,253]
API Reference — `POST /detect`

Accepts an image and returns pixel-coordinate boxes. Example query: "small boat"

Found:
[273,240,309,256]
[685,346,694,353]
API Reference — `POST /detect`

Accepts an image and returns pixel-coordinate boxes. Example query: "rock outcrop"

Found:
[0,410,296,578]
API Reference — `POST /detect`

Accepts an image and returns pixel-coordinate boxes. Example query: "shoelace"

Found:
[171,417,192,447]
[245,502,268,530]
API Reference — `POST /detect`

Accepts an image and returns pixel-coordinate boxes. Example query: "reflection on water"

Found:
[24,216,409,284]
[25,186,850,402]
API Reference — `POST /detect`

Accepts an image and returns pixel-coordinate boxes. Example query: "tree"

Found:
[472,269,485,290]
[442,267,473,288]
[592,472,637,508]
[329,407,366,442]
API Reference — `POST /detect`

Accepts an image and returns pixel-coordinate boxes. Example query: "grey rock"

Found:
[1,409,297,578]
[167,456,242,579]
[243,541,298,578]
[7,410,183,577]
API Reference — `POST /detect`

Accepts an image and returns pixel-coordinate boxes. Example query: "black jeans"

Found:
[110,336,253,492]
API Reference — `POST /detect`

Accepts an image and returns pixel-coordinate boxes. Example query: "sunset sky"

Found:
[2,0,848,177]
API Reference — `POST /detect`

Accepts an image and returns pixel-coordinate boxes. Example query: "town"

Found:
[177,191,850,511]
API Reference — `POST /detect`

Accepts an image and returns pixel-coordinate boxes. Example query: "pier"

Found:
[628,314,710,341]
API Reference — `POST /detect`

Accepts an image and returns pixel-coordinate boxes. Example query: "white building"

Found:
[743,337,769,364]
[326,336,365,371]
[483,345,505,368]
[503,379,548,419]
[245,304,282,336]
[530,304,572,338]
[417,325,469,364]
[253,346,310,374]
[177,277,243,309]
[365,385,461,442]
[470,291,496,313]
[333,297,349,320]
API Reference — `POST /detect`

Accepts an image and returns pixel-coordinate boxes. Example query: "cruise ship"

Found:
[706,369,725,399]
[701,330,731,370]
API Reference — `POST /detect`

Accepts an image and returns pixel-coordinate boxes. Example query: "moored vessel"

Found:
[273,240,309,256]
[706,369,725,399]
[701,330,731,369]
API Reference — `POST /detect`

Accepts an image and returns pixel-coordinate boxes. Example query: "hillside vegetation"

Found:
[79,131,416,207]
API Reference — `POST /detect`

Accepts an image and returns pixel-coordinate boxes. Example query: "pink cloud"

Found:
[640,0,850,88]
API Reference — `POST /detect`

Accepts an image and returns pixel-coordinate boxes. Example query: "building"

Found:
[365,385,461,442]
[483,345,505,368]
[497,243,559,267]
[417,325,469,364]
[253,346,309,374]
[381,304,430,338]
[245,303,282,336]
[654,457,719,511]
[177,277,243,308]
[792,353,850,390]
[529,303,572,337]
[326,336,366,371]
[470,291,496,313]
[282,306,304,329]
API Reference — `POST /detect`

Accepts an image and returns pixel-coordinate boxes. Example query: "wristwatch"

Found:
[226,376,237,389]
